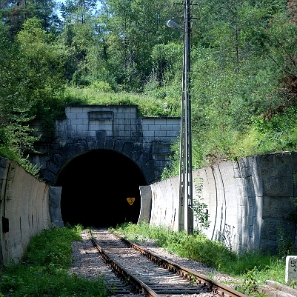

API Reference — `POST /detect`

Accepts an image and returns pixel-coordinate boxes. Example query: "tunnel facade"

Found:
[30,104,180,227]
[34,104,180,185]
[55,149,146,227]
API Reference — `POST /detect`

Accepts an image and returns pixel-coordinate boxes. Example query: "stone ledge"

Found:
[261,280,297,297]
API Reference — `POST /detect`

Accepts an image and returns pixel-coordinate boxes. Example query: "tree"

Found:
[98,0,180,91]
[0,18,66,143]
[0,0,60,38]
[0,22,37,159]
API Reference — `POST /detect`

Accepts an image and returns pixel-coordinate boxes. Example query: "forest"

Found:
[0,0,297,177]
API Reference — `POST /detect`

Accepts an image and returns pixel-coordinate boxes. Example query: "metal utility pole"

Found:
[179,0,193,235]
[182,0,193,235]
[167,0,193,235]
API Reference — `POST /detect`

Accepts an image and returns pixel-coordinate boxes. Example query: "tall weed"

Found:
[0,226,109,297]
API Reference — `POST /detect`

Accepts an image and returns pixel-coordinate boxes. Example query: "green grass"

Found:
[112,222,289,296]
[0,222,289,297]
[0,226,109,297]
[64,86,180,117]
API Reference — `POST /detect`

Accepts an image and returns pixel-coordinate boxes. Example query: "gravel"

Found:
[69,230,297,297]
[69,230,240,292]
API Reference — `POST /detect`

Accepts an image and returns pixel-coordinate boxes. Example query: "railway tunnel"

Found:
[54,149,147,228]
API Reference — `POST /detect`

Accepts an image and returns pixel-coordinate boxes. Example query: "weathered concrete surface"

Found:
[0,157,61,266]
[144,152,297,254]
[148,176,180,230]
[49,186,64,227]
[139,186,152,223]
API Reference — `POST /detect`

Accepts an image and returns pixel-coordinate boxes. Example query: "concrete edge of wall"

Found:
[49,186,64,228]
[138,186,152,223]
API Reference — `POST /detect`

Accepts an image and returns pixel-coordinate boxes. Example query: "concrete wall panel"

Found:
[0,158,53,266]
[144,153,297,254]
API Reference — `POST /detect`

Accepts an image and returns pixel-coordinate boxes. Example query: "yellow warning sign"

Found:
[126,197,135,205]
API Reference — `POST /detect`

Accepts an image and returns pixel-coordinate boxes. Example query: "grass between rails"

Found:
[0,226,109,297]
[112,222,291,296]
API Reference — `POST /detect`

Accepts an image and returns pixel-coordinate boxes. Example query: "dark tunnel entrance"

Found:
[55,149,147,228]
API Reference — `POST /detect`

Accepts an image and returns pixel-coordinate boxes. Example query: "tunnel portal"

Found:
[55,149,147,227]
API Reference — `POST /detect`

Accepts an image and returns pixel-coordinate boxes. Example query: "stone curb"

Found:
[261,280,297,297]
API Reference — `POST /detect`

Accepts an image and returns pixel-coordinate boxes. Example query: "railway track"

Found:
[88,228,248,297]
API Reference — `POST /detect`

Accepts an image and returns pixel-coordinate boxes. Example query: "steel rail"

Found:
[90,231,158,297]
[113,232,248,297]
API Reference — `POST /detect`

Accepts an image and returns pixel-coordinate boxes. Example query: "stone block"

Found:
[53,154,64,167]
[47,160,60,175]
[143,131,155,138]
[152,142,171,154]
[122,142,134,157]
[286,256,297,284]
[72,119,83,125]
[96,130,106,147]
[105,137,115,149]
[142,124,149,131]
[149,124,161,131]
[154,119,166,125]
[76,124,88,132]
[263,196,295,219]
[49,186,64,227]
[155,130,167,137]
[166,130,179,137]
[115,139,124,152]
[138,186,152,223]
[262,175,293,196]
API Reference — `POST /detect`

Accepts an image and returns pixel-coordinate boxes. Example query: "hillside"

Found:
[0,0,297,177]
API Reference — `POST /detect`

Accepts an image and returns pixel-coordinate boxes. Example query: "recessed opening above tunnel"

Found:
[55,149,147,228]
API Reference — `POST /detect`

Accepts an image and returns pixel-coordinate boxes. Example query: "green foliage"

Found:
[90,81,114,93]
[0,18,67,174]
[64,86,180,117]
[236,266,261,295]
[156,1,297,176]
[16,18,67,131]
[192,178,210,232]
[232,107,297,157]
[23,227,80,267]
[276,225,295,257]
[0,226,109,297]
[2,0,297,176]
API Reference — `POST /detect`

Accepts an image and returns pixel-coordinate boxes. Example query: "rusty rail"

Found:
[90,229,248,297]
[114,232,248,297]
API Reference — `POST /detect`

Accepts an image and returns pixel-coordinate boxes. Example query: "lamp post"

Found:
[167,0,193,235]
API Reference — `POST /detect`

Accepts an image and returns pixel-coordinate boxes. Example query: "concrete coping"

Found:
[265,280,297,297]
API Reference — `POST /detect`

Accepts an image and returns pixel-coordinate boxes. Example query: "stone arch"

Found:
[41,136,158,185]
[35,105,180,186]
[54,149,147,227]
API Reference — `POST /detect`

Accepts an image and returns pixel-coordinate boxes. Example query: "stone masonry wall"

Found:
[141,152,297,254]
[34,105,180,185]
[55,105,180,143]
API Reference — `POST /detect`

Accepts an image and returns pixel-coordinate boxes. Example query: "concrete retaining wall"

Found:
[140,152,297,254]
[0,157,63,266]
